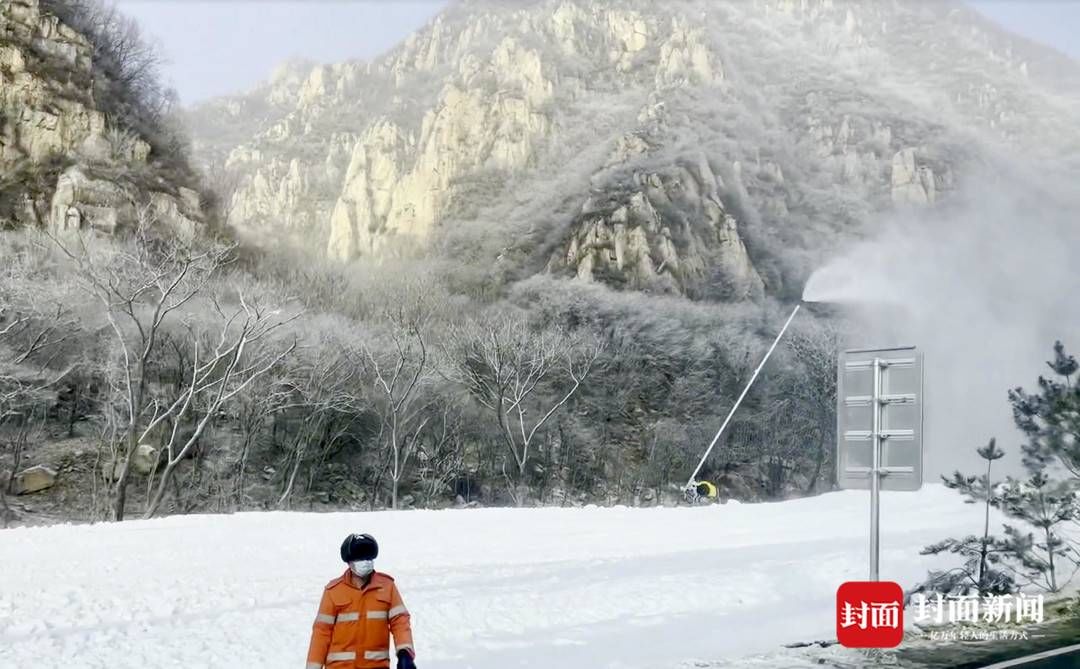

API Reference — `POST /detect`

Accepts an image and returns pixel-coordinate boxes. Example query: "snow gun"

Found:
[683,304,802,503]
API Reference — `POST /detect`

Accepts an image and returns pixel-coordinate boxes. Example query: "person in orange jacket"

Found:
[306,533,416,669]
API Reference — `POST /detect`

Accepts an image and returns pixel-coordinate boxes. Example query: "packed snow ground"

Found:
[0,485,1047,668]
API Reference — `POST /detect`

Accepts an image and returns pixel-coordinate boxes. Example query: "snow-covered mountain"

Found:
[189,0,1080,300]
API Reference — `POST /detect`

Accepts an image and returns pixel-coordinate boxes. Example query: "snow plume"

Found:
[803,164,1080,478]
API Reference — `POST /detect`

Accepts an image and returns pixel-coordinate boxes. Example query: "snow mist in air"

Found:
[802,248,909,305]
[803,165,1080,478]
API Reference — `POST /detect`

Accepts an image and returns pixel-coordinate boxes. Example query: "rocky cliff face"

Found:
[190,0,1080,300]
[549,126,765,300]
[0,0,203,235]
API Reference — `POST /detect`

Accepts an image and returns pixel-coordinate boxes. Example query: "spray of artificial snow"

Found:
[802,165,1080,478]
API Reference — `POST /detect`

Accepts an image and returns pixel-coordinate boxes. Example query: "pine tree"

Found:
[916,439,1015,596]
[995,471,1078,592]
[1008,341,1080,477]
[996,341,1080,593]
[916,343,1080,598]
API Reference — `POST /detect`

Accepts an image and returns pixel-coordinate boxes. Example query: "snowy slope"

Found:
[0,485,1050,668]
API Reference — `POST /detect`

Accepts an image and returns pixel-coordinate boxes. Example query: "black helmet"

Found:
[340,533,379,562]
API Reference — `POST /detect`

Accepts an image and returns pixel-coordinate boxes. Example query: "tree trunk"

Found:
[517,457,528,507]
[144,460,179,518]
[564,432,578,508]
[112,474,128,521]
[235,433,254,507]
[978,456,993,593]
[7,420,28,495]
[111,428,137,521]
[67,382,80,437]
[805,432,826,495]
[1045,527,1058,592]
[370,450,391,511]
[3,461,16,497]
[278,442,305,509]
[389,418,399,510]
[114,364,148,522]
[0,476,11,528]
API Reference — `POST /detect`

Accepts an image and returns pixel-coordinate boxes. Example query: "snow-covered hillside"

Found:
[190,0,1080,297]
[2,484,1053,668]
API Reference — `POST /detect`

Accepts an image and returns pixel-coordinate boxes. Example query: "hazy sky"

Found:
[115,1,447,104]
[114,1,1079,105]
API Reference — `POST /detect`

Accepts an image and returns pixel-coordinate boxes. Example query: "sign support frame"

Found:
[870,357,882,581]
[837,345,923,582]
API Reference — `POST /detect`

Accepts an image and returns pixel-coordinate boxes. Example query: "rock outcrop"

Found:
[12,465,57,495]
[0,0,205,234]
[0,0,104,162]
[550,155,763,300]
[327,69,553,258]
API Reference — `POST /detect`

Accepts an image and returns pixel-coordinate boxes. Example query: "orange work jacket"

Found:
[306,570,414,669]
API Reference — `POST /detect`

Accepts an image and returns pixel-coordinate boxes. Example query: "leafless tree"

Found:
[0,305,75,420]
[141,295,296,518]
[415,403,464,504]
[3,407,46,494]
[275,346,359,509]
[448,311,603,505]
[42,1,169,126]
[88,402,122,522]
[50,216,236,520]
[201,158,244,225]
[0,469,10,526]
[781,318,841,493]
[229,372,292,507]
[359,286,439,509]
[0,258,77,525]
[0,312,33,430]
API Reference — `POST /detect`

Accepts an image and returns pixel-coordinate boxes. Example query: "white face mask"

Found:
[350,560,374,577]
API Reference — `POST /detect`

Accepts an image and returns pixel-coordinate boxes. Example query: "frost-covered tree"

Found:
[916,342,1080,597]
[0,240,77,526]
[447,310,602,505]
[50,216,298,520]
[995,471,1078,593]
[915,439,1015,597]
[360,283,438,510]
[1008,341,1080,478]
[1000,341,1080,591]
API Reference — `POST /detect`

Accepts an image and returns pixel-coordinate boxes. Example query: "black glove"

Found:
[397,649,416,669]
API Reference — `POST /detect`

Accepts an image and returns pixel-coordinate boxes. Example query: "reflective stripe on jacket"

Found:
[306,570,414,669]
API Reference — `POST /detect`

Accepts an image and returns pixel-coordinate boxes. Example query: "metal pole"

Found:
[870,357,882,581]
[686,303,801,488]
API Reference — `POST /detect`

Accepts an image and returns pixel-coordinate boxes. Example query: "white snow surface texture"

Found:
[0,485,1037,668]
